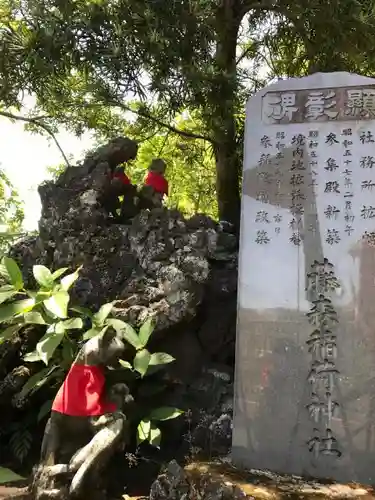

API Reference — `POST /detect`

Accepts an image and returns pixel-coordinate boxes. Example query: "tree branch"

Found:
[108,101,215,144]
[236,45,253,64]
[0,111,71,167]
[240,0,277,17]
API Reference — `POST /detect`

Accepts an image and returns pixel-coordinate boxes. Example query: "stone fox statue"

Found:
[105,165,138,220]
[139,158,169,210]
[36,328,133,499]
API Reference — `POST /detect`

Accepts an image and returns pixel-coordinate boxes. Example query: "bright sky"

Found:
[0,117,94,231]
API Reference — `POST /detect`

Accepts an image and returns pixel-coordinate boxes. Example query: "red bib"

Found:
[112,171,131,186]
[145,171,168,195]
[52,364,117,417]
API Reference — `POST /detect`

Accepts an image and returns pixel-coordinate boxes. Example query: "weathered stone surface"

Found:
[234,72,375,484]
[1,137,238,495]
[149,461,373,500]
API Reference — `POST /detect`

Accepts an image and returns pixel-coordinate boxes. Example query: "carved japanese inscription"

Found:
[262,85,375,124]
[306,259,341,459]
[234,73,375,485]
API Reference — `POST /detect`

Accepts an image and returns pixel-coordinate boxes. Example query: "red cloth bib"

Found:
[145,171,168,195]
[52,364,117,417]
[112,171,131,186]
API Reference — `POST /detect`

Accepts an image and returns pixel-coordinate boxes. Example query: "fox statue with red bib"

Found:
[33,328,133,500]
[139,158,169,210]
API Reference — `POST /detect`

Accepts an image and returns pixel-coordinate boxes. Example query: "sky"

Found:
[0,117,94,231]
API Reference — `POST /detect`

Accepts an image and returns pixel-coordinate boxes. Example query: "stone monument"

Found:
[232,72,375,483]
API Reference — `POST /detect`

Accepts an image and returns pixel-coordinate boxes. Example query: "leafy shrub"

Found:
[0,466,24,484]
[0,258,183,464]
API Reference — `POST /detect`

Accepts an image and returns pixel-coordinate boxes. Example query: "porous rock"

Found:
[149,460,250,499]
[3,137,238,495]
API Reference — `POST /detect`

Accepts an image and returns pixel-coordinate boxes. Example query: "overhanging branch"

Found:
[240,0,277,16]
[108,100,215,144]
[237,45,253,64]
[0,111,70,167]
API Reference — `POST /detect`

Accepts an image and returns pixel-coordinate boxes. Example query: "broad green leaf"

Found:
[35,291,52,302]
[2,257,23,290]
[51,268,68,280]
[149,407,184,421]
[33,265,54,289]
[43,291,70,319]
[119,359,133,370]
[0,263,9,280]
[70,305,93,318]
[0,284,16,292]
[47,322,66,334]
[149,352,175,366]
[60,266,82,291]
[18,367,51,398]
[133,349,151,377]
[23,350,41,362]
[0,467,24,483]
[0,284,16,305]
[0,298,35,322]
[36,331,65,365]
[24,311,46,324]
[83,327,102,340]
[37,399,53,422]
[137,419,151,444]
[62,340,76,364]
[149,424,161,448]
[93,302,113,327]
[0,324,21,344]
[138,317,155,348]
[107,319,142,349]
[60,317,83,330]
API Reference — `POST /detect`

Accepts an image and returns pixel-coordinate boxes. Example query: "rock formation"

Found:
[0,137,238,497]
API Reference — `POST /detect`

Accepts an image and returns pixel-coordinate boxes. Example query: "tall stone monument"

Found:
[232,72,375,483]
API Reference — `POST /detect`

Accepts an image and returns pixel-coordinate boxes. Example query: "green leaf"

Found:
[0,284,16,305]
[149,424,161,448]
[37,400,52,422]
[83,327,102,340]
[70,305,93,318]
[34,291,52,303]
[138,317,155,348]
[149,352,175,366]
[60,266,82,291]
[24,311,46,324]
[137,419,151,444]
[93,302,113,327]
[9,428,32,463]
[0,467,24,484]
[0,298,35,322]
[33,265,54,289]
[134,349,151,377]
[0,324,21,344]
[59,317,83,330]
[0,264,8,280]
[46,322,65,334]
[107,319,142,349]
[23,350,41,362]
[36,331,65,365]
[18,367,52,398]
[62,340,76,365]
[43,291,70,319]
[51,268,68,280]
[119,359,133,370]
[0,284,16,292]
[148,407,184,421]
[2,257,23,290]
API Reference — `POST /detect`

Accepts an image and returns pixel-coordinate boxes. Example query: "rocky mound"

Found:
[0,137,238,484]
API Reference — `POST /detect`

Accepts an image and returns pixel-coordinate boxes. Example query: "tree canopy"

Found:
[1,0,375,223]
[0,167,24,253]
